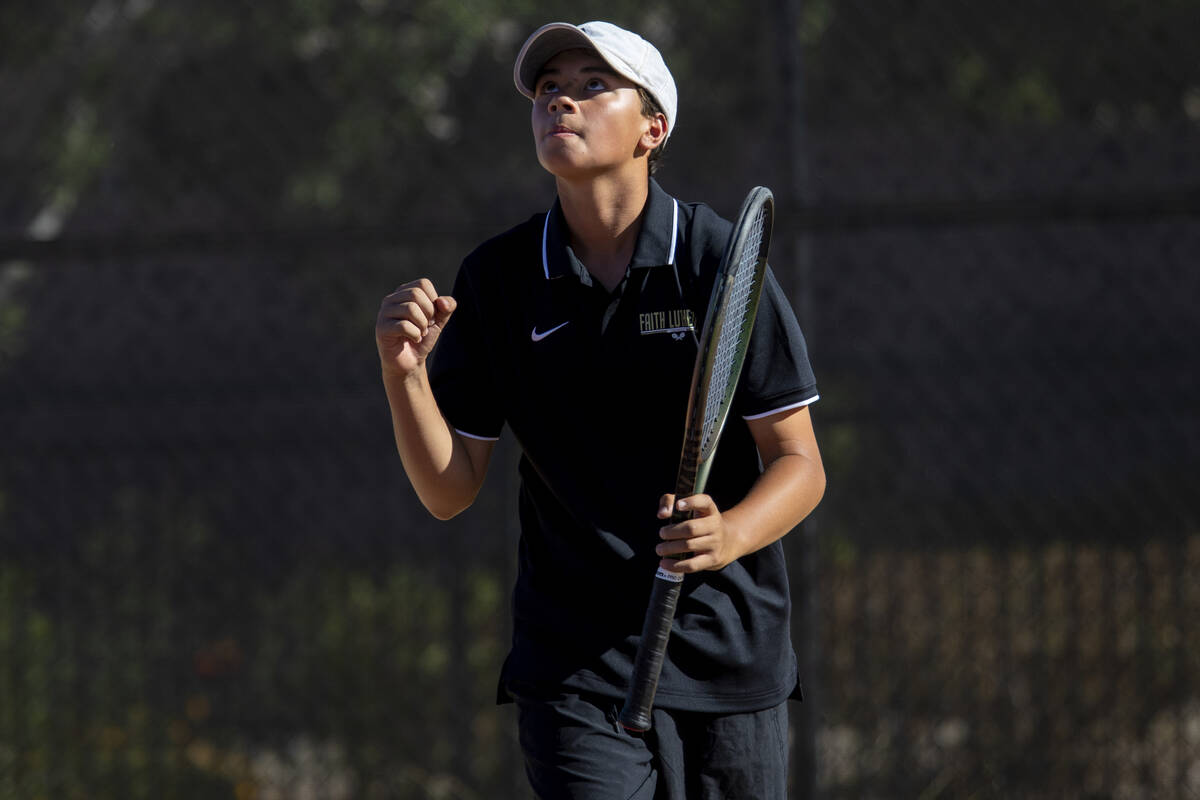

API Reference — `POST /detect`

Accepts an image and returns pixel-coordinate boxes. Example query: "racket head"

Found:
[675,186,774,497]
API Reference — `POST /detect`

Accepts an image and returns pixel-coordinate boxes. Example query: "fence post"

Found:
[773,0,820,797]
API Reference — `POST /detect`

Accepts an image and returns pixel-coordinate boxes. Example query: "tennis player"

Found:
[375,20,825,799]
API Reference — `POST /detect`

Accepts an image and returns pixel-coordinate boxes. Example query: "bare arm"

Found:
[376,279,494,520]
[656,404,825,572]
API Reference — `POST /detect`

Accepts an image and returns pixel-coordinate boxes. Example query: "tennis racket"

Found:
[619,186,775,732]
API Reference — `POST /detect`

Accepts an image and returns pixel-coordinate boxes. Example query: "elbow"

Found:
[419,486,479,521]
[401,434,492,521]
[427,503,468,521]
[807,452,827,506]
[786,463,825,532]
[792,454,826,522]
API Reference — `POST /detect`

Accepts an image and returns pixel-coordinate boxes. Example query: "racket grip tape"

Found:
[619,572,684,732]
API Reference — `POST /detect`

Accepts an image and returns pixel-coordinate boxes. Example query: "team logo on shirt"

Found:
[639,309,696,341]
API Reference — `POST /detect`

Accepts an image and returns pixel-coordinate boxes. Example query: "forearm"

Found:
[382,365,486,519]
[722,449,825,560]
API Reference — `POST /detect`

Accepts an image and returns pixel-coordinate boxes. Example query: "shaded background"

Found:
[2,0,1199,797]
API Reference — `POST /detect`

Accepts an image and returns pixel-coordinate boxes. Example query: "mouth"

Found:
[547,124,579,138]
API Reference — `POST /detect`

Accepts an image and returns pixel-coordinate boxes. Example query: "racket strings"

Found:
[699,208,767,455]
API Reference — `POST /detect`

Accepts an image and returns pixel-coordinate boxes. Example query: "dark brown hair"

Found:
[637,87,668,175]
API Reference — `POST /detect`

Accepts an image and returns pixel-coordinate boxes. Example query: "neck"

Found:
[555,171,651,292]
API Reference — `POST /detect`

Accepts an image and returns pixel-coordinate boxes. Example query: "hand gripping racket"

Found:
[619,186,775,732]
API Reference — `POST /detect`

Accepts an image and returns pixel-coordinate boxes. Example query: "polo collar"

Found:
[541,178,680,280]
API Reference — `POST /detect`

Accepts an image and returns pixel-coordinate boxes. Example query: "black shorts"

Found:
[513,688,790,800]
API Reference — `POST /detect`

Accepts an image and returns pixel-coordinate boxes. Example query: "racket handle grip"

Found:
[619,570,684,732]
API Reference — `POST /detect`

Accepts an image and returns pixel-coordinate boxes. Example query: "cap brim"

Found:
[513,23,596,98]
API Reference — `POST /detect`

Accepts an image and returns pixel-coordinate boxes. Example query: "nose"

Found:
[547,93,578,114]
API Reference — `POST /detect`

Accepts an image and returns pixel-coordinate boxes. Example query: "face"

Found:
[530,48,664,179]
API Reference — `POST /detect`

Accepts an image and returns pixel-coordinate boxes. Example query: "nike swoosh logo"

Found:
[531,321,570,342]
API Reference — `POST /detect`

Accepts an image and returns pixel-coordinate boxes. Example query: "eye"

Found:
[536,79,559,96]
[585,78,606,91]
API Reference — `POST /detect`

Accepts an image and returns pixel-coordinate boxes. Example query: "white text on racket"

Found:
[655,566,685,583]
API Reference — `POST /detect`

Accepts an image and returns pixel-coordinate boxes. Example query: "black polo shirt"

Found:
[429,179,819,713]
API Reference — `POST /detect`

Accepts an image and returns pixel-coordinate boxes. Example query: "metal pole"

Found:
[773,0,820,797]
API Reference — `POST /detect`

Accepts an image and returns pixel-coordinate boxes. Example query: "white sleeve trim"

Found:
[741,395,819,421]
[454,428,501,442]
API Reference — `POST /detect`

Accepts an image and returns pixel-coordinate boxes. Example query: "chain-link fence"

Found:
[2,1,1198,798]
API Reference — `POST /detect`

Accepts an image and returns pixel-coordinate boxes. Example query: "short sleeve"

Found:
[735,265,819,419]
[427,265,505,440]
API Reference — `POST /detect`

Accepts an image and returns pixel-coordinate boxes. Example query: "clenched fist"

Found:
[375,278,457,378]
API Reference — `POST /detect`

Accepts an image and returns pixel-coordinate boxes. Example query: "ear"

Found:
[639,112,668,151]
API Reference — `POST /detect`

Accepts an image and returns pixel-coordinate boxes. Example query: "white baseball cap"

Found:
[513,21,678,140]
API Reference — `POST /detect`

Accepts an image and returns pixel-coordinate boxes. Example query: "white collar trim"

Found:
[541,199,679,280]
